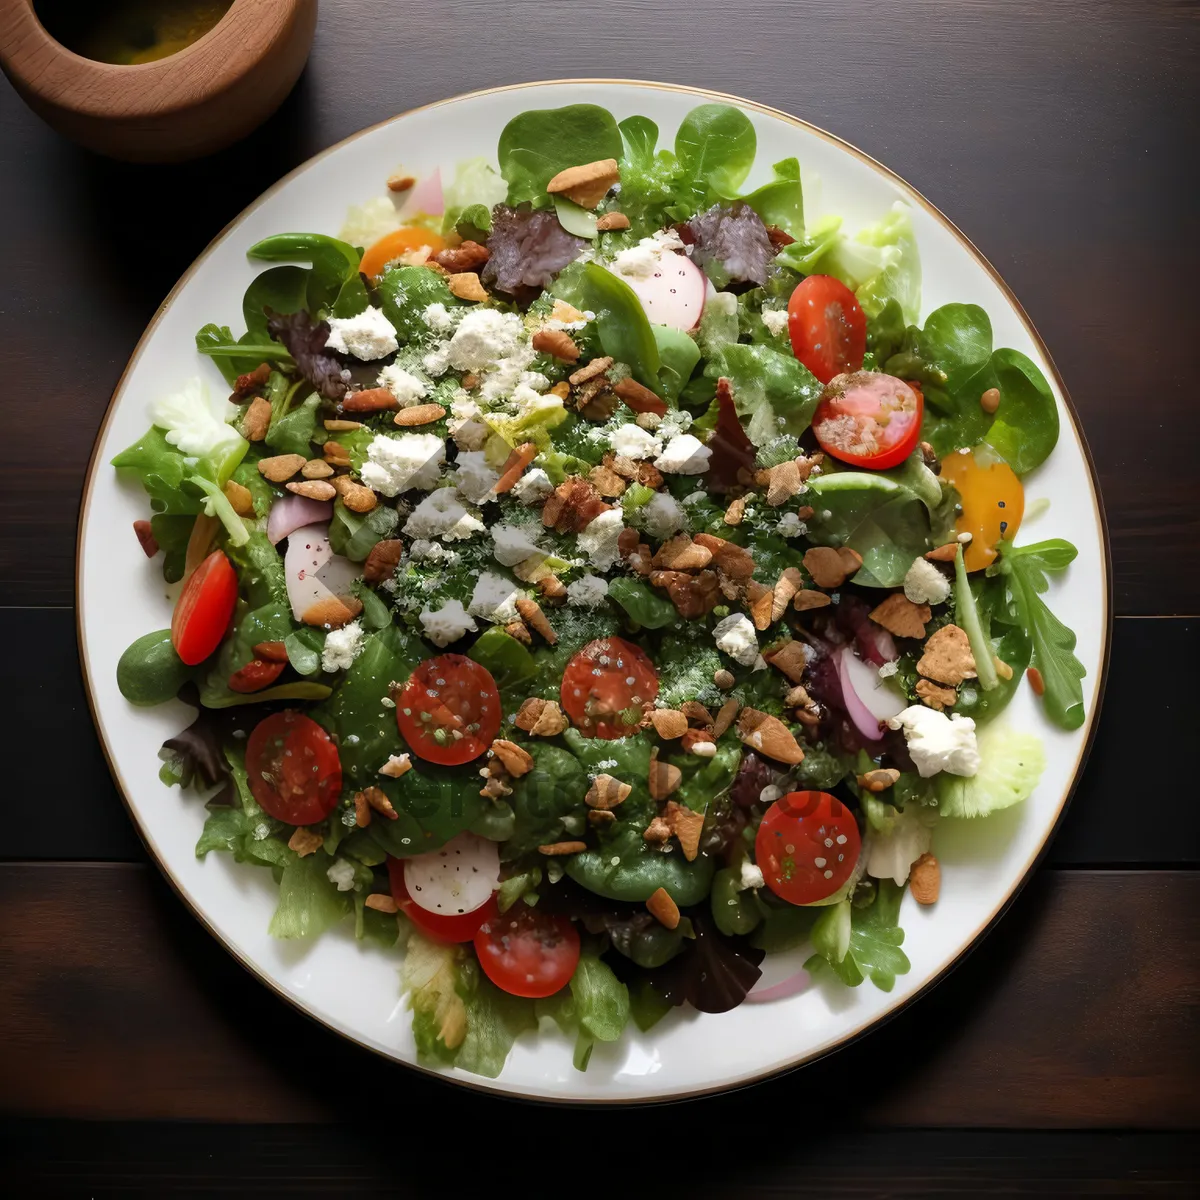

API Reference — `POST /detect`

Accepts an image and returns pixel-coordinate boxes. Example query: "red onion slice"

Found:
[745,967,812,1003]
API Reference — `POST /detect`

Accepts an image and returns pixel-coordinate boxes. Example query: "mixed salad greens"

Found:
[113,101,1086,1078]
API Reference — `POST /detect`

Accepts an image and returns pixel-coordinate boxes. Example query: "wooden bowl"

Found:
[0,0,318,162]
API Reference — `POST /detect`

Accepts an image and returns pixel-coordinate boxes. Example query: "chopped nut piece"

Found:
[794,707,821,728]
[462,373,480,389]
[538,840,588,856]
[693,533,754,580]
[378,753,412,779]
[916,679,957,710]
[994,656,1014,681]
[765,640,809,683]
[578,387,618,422]
[531,328,581,362]
[665,802,705,862]
[687,739,717,758]
[491,739,535,777]
[541,476,611,534]
[681,701,714,726]
[361,785,398,821]
[712,698,740,739]
[323,441,352,467]
[651,568,722,618]
[585,774,633,811]
[924,543,959,563]
[242,396,271,442]
[546,158,620,209]
[595,211,631,231]
[133,519,159,558]
[612,376,667,416]
[917,624,977,686]
[803,545,857,589]
[723,495,747,526]
[909,852,940,904]
[568,356,613,387]
[1026,666,1046,696]
[980,387,1001,414]
[287,479,337,501]
[343,387,399,413]
[713,669,735,690]
[330,475,378,513]
[919,441,940,472]
[386,173,416,193]
[480,775,512,800]
[324,419,363,432]
[857,767,901,793]
[537,574,568,605]
[627,543,654,576]
[643,816,672,844]
[649,709,688,740]
[301,459,334,480]
[287,827,323,857]
[515,697,568,737]
[646,887,680,929]
[549,381,571,401]
[747,581,774,631]
[588,464,627,497]
[223,480,255,517]
[793,588,833,611]
[354,790,371,827]
[761,459,804,506]
[233,362,271,398]
[870,593,932,639]
[770,567,804,622]
[515,596,557,645]
[495,442,539,494]
[257,453,306,483]
[393,403,447,426]
[363,538,404,584]
[301,594,363,629]
[503,620,532,645]
[737,708,805,764]
[447,272,489,302]
[588,809,616,827]
[365,894,399,913]
[653,534,713,571]
[648,757,683,801]
[433,240,490,273]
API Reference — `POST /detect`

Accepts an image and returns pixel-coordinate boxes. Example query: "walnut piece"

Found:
[514,697,568,737]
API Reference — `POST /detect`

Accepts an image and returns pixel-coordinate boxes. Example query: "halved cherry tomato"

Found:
[228,658,286,693]
[812,370,924,470]
[755,791,862,906]
[171,549,237,666]
[474,903,581,999]
[359,226,447,282]
[560,637,659,739]
[387,857,497,943]
[245,710,342,826]
[395,655,501,765]
[939,448,1024,571]
[788,275,867,384]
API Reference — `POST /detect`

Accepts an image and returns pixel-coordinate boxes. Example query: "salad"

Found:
[113,101,1087,1079]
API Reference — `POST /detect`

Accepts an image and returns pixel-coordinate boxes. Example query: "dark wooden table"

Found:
[3,1,1198,1195]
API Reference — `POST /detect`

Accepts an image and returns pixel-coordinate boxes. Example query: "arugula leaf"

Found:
[497,104,623,207]
[567,950,631,1070]
[805,879,911,991]
[987,539,1087,729]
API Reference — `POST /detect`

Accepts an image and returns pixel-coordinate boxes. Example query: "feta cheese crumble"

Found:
[610,230,687,280]
[446,309,524,373]
[468,572,522,624]
[454,451,500,504]
[376,365,429,407]
[511,467,553,505]
[777,511,807,538]
[904,556,952,605]
[423,302,455,334]
[609,422,662,460]
[419,598,478,647]
[492,523,544,567]
[712,612,760,666]
[404,489,486,541]
[326,859,358,892]
[655,433,712,475]
[866,805,937,886]
[320,620,365,673]
[324,306,398,360]
[408,539,460,566]
[360,432,444,496]
[887,706,981,778]
[567,574,609,608]
[575,508,625,571]
[642,491,687,540]
[738,860,765,890]
[761,307,790,337]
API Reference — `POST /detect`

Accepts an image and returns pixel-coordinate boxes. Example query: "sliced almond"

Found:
[569,356,613,387]
[909,852,940,904]
[287,827,323,857]
[595,211,631,231]
[771,567,803,622]
[365,893,399,913]
[762,459,803,506]
[653,534,712,571]
[515,596,557,645]
[747,581,774,631]
[323,441,352,467]
[495,442,539,494]
[242,395,271,442]
[585,774,633,811]
[649,709,688,740]
[301,594,363,630]
[803,546,853,589]
[546,158,620,209]
[870,593,932,639]
[665,802,705,862]
[646,887,680,930]
[258,453,305,483]
[324,419,363,432]
[361,785,398,821]
[491,739,534,777]
[612,376,667,415]
[378,753,412,779]
[917,624,977,686]
[301,459,334,480]
[286,479,337,501]
[330,475,378,513]
[588,464,627,498]
[857,767,901,793]
[447,272,489,302]
[342,387,399,413]
[737,708,805,765]
[793,588,833,612]
[765,640,809,683]
[354,790,371,827]
[712,698,740,739]
[538,840,588,856]
[223,479,255,517]
[648,757,682,801]
[681,701,714,726]
[514,697,568,737]
[693,533,754,581]
[925,543,959,563]
[393,403,447,427]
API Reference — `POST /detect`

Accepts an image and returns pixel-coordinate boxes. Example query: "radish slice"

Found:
[745,968,812,1004]
[267,494,333,546]
[621,251,707,330]
[401,168,443,219]
[837,647,907,740]
[283,523,359,623]
[404,832,500,917]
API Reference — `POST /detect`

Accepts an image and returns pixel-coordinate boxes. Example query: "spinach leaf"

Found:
[243,266,309,340]
[705,343,822,444]
[664,735,741,813]
[577,262,662,394]
[149,513,194,583]
[328,501,399,563]
[194,323,266,385]
[675,103,757,203]
[117,629,193,707]
[367,759,490,858]
[246,232,360,318]
[552,195,598,239]
[504,743,589,859]
[265,393,320,458]
[607,577,680,630]
[468,627,539,702]
[985,348,1060,476]
[497,104,623,208]
[737,156,803,237]
[652,324,701,401]
[284,627,325,676]
[618,114,659,168]
[331,272,371,319]
[375,264,462,344]
[628,976,674,1032]
[565,825,714,906]
[112,426,201,516]
[453,203,492,243]
[225,530,288,608]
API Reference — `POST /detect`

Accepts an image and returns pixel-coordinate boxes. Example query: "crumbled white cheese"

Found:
[404,489,486,541]
[419,598,478,647]
[567,574,610,608]
[454,451,500,503]
[887,706,980,778]
[423,346,450,377]
[326,859,358,892]
[376,365,429,407]
[446,309,524,373]
[737,860,765,890]
[761,307,790,337]
[655,433,712,475]
[575,508,625,571]
[360,433,444,496]
[452,418,491,452]
[320,620,365,672]
[324,306,398,360]
[682,491,706,505]
[423,302,455,334]
[408,539,460,566]
[492,522,544,567]
[511,467,553,505]
[609,422,662,460]
[642,491,687,540]
[467,572,522,624]
[904,557,952,605]
[610,230,686,280]
[777,511,806,538]
[713,612,760,666]
[866,805,937,886]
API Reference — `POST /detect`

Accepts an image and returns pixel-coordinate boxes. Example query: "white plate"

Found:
[77,80,1110,1102]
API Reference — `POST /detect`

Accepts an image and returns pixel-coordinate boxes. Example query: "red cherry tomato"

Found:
[395,655,501,766]
[788,275,867,384]
[560,637,659,739]
[228,658,287,693]
[245,710,342,826]
[474,903,581,999]
[755,791,862,906]
[171,549,237,666]
[812,371,924,470]
[387,857,497,943]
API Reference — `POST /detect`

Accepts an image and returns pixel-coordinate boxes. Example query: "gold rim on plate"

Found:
[75,79,1113,1104]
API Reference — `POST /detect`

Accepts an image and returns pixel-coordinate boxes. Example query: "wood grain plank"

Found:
[1,864,1195,1127]
[0,0,1197,611]
[6,609,1192,865]
[4,1124,1196,1198]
